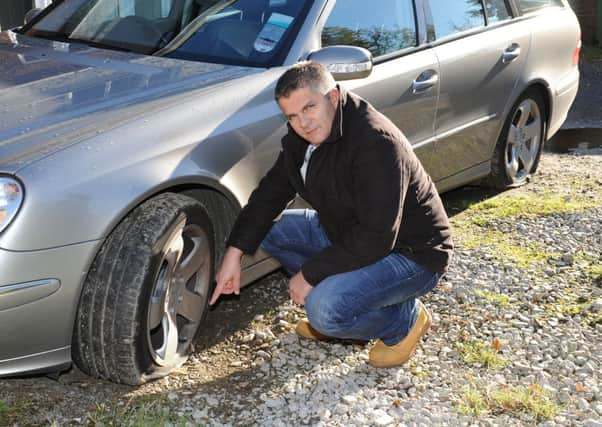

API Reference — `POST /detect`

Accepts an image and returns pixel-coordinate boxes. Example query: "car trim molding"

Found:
[0,278,61,311]
[436,114,498,141]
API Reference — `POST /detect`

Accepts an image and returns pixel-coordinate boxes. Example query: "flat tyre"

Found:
[72,193,214,384]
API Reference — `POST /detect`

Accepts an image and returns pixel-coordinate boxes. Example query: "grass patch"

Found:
[0,400,9,425]
[408,360,428,378]
[490,384,559,421]
[455,384,559,422]
[451,187,601,237]
[492,240,555,268]
[86,397,194,427]
[448,189,597,268]
[574,251,602,285]
[544,289,593,318]
[0,398,37,426]
[459,229,557,268]
[541,283,601,327]
[457,387,489,417]
[462,192,597,227]
[590,264,602,277]
[456,340,507,369]
[474,290,510,307]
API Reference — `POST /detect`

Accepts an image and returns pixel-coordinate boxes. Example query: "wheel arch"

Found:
[105,176,241,264]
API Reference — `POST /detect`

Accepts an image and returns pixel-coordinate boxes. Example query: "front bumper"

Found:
[0,240,98,376]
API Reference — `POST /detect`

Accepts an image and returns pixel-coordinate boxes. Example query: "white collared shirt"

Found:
[300,143,318,184]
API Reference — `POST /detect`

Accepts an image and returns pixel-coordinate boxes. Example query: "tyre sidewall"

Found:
[137,197,214,380]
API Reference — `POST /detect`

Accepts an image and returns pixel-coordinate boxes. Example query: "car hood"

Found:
[0,31,260,173]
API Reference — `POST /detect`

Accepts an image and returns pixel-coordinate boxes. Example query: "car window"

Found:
[321,0,416,57]
[24,0,313,67]
[484,0,512,24]
[515,0,563,13]
[427,0,486,39]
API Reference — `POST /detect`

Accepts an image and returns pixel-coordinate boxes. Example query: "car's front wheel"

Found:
[489,90,546,189]
[72,193,214,385]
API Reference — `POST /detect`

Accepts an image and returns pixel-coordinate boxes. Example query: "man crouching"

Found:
[210,60,453,367]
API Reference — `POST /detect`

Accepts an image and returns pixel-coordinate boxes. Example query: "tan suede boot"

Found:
[295,318,330,341]
[368,301,432,368]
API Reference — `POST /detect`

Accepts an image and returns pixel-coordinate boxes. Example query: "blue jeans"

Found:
[261,209,441,345]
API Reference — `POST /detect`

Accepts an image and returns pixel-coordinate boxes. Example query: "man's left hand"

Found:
[289,271,313,305]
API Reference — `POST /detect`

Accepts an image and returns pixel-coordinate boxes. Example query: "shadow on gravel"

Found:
[546,128,602,153]
[194,272,290,351]
[440,184,502,218]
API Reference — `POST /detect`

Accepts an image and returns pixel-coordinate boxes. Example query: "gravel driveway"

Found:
[1,151,601,427]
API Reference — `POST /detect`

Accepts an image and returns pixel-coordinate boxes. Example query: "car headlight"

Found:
[0,177,24,233]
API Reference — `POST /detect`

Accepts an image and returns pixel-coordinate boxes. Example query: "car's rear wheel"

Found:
[489,90,546,189]
[72,193,214,385]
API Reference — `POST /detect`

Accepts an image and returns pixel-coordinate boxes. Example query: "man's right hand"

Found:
[209,246,243,305]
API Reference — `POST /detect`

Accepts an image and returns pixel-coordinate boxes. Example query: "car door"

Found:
[426,0,529,184]
[318,0,440,170]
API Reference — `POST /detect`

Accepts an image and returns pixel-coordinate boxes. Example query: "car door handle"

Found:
[412,71,438,94]
[502,43,521,63]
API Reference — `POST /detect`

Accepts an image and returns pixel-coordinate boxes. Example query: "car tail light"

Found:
[573,32,582,66]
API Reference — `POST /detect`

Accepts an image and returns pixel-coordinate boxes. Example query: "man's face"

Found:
[278,85,339,145]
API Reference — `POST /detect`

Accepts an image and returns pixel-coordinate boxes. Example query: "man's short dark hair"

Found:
[275,60,336,101]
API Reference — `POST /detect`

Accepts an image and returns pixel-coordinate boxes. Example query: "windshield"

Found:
[24,0,312,67]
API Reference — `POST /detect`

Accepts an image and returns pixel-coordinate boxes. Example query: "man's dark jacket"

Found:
[227,87,453,286]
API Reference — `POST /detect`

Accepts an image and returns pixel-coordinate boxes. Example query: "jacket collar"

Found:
[323,84,345,144]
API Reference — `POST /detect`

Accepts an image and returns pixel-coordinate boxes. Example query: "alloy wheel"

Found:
[504,98,542,182]
[147,218,211,367]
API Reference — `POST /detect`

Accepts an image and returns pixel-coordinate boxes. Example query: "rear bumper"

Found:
[0,240,98,377]
[548,67,579,138]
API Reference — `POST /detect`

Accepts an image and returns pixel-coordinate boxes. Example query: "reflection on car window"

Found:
[135,0,174,19]
[428,0,485,39]
[166,0,308,67]
[485,0,512,24]
[515,0,563,13]
[28,0,178,54]
[114,0,173,18]
[25,0,312,67]
[322,0,416,57]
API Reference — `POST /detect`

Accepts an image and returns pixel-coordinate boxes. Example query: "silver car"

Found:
[0,0,580,384]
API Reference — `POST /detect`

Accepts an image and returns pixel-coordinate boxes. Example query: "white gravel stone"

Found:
[370,409,395,426]
[577,397,591,411]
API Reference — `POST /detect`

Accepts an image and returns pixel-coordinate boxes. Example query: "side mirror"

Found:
[308,46,373,81]
[24,8,43,25]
